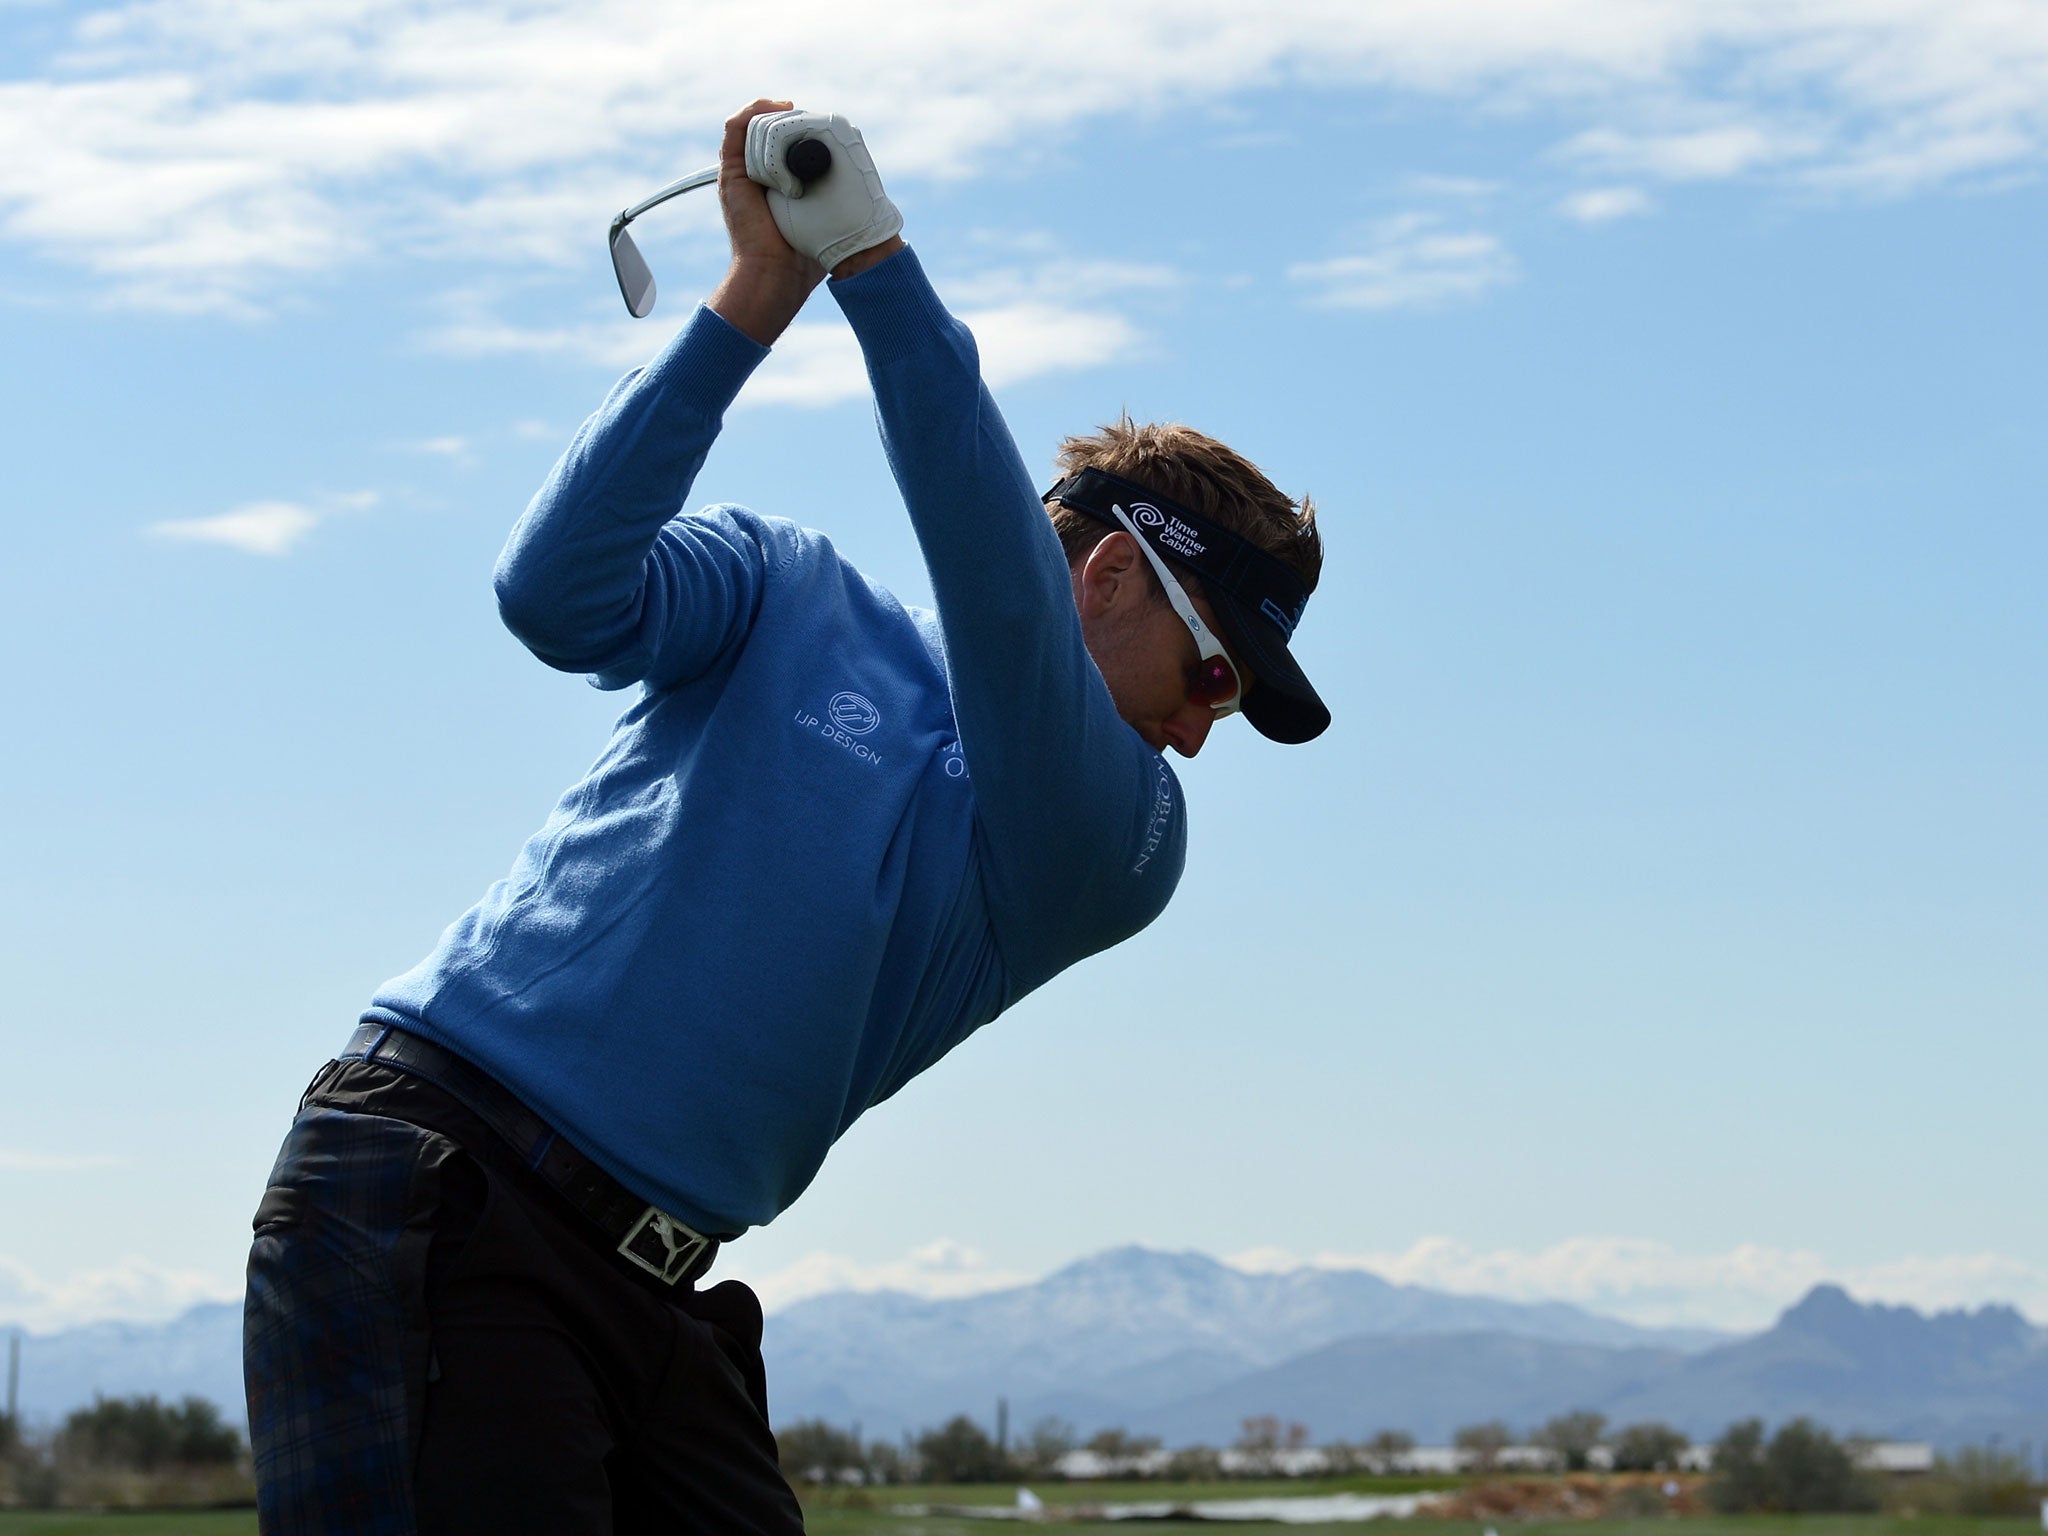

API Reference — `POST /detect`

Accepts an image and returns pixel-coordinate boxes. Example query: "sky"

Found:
[1,0,2044,1342]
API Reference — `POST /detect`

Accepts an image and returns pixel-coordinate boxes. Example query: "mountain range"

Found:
[7,1246,2042,1451]
[758,1247,2045,1449]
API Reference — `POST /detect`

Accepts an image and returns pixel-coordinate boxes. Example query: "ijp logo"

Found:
[828,691,881,736]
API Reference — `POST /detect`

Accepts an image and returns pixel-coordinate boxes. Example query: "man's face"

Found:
[1073,533,1250,759]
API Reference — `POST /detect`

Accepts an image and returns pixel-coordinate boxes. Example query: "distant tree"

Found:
[1706,1420,1769,1513]
[917,1415,1011,1484]
[1020,1416,1076,1477]
[57,1395,241,1472]
[1365,1429,1416,1473]
[1763,1419,1877,1512]
[1320,1440,1365,1474]
[1237,1416,1283,1454]
[776,1419,865,1484]
[1232,1420,1273,1478]
[1939,1444,2038,1517]
[1165,1445,1223,1481]
[864,1439,911,1485]
[1232,1415,1310,1476]
[1085,1427,1162,1476]
[1454,1420,1513,1474]
[1536,1410,1608,1472]
[0,1410,18,1458]
[1610,1422,1689,1473]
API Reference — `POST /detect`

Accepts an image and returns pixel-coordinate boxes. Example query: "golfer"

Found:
[243,97,1328,1534]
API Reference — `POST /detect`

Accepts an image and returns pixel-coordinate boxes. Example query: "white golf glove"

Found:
[745,109,903,271]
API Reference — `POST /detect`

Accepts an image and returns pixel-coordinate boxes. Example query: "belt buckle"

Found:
[618,1205,710,1286]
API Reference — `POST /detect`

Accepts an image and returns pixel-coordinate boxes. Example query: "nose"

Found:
[1161,703,1216,759]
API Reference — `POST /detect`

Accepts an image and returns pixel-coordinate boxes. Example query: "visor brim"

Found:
[1206,587,1331,745]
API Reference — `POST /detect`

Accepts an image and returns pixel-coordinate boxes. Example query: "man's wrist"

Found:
[708,257,822,346]
[830,236,905,282]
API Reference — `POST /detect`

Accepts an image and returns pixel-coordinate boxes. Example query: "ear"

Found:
[1073,531,1147,622]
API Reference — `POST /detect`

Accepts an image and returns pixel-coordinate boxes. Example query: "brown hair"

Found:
[1047,416,1322,595]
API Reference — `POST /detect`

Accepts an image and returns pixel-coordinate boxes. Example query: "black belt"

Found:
[333,1022,722,1288]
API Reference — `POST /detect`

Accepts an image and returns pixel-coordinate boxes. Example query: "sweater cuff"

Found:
[638,302,772,419]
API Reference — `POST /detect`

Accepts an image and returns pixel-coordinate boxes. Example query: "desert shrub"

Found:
[1536,1411,1607,1472]
[863,1439,912,1485]
[57,1395,242,1472]
[1085,1427,1162,1478]
[1019,1416,1076,1477]
[1938,1445,2039,1517]
[1454,1420,1514,1473]
[1611,1421,1689,1472]
[1706,1420,1768,1512]
[1764,1418,1878,1512]
[916,1415,1011,1483]
[1708,1417,1878,1513]
[776,1419,865,1484]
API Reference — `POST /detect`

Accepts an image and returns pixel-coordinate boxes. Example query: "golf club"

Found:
[609,138,833,318]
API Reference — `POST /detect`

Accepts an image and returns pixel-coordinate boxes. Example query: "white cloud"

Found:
[0,1254,241,1333]
[1290,213,1518,311]
[425,314,660,374]
[147,499,320,555]
[1558,184,1654,222]
[1223,1236,2048,1331]
[425,292,1143,406]
[968,302,1144,388]
[942,255,1181,309]
[1561,122,1816,180]
[0,1150,127,1172]
[407,434,470,458]
[1403,174,1508,201]
[723,1239,1032,1314]
[744,323,869,408]
[3,0,2044,311]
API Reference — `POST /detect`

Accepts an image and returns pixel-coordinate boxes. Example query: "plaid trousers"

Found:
[245,1101,457,1534]
[243,1061,804,1536]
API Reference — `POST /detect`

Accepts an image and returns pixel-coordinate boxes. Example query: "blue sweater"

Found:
[365,249,1188,1236]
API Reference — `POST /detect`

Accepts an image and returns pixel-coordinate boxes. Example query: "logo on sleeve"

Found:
[1133,755,1174,875]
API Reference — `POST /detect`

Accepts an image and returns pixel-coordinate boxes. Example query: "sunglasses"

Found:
[1109,504,1244,716]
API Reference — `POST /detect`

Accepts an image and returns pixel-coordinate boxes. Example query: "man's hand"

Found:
[745,110,904,274]
[707,99,827,346]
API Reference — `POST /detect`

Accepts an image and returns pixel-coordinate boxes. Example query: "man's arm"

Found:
[706,99,829,345]
[492,311,774,691]
[495,101,825,691]
[832,249,1187,981]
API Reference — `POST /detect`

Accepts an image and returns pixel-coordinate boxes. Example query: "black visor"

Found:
[1047,467,1330,744]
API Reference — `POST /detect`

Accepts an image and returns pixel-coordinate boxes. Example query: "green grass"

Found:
[0,1516,256,1536]
[792,1491,2045,1536]
[810,1519,2040,1536]
[812,1474,1462,1507]
[3,1509,2038,1536]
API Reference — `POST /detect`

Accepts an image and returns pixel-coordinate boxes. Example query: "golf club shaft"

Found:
[613,163,719,232]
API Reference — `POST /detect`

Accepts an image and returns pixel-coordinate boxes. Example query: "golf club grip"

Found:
[787,137,831,187]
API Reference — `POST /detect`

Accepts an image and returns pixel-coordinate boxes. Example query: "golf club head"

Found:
[610,225,657,318]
